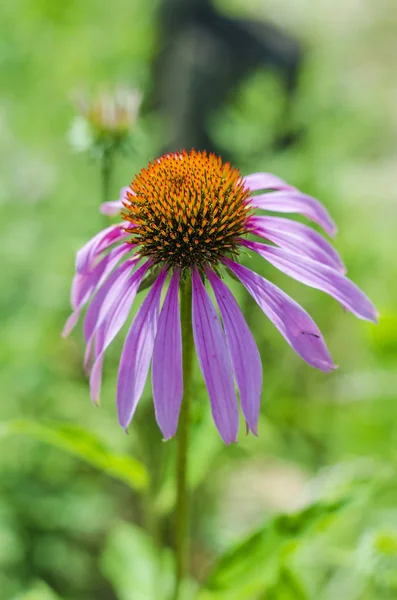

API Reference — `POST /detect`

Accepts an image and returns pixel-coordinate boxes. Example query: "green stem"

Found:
[173,276,194,599]
[100,146,113,205]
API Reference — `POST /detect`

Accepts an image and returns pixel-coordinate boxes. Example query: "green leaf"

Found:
[265,566,310,600]
[198,499,348,600]
[12,580,62,600]
[101,522,173,600]
[0,420,149,492]
[101,522,198,600]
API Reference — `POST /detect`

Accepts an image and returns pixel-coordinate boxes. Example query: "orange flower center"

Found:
[122,150,251,269]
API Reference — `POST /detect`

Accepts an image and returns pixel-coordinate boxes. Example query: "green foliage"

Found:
[101,522,197,600]
[0,420,149,491]
[101,522,173,600]
[12,581,62,600]
[0,0,396,598]
[265,567,309,600]
[199,500,346,600]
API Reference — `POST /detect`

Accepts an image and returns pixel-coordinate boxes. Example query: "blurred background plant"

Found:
[0,0,396,599]
[68,86,142,207]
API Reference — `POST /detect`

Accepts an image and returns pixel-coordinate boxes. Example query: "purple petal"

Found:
[62,305,84,339]
[76,223,129,274]
[250,190,336,237]
[100,186,135,216]
[65,252,113,336]
[76,243,131,308]
[71,272,85,310]
[243,240,378,323]
[152,270,183,440]
[94,261,153,356]
[84,335,94,375]
[248,215,346,273]
[243,172,294,193]
[207,269,262,435]
[83,255,141,344]
[191,269,239,444]
[100,200,125,216]
[71,243,131,312]
[87,260,152,403]
[89,326,106,405]
[224,258,335,372]
[117,269,168,429]
[119,186,131,198]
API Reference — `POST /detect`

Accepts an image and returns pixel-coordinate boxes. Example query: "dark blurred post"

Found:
[150,0,303,157]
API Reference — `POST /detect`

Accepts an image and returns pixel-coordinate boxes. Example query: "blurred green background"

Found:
[0,0,396,598]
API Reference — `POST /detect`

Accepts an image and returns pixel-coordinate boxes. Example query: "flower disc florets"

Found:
[122,150,252,269]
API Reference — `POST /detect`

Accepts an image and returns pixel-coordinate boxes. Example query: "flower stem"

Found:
[173,276,194,599]
[101,146,113,205]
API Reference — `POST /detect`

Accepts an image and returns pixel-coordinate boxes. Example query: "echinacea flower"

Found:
[63,150,377,443]
[68,87,142,155]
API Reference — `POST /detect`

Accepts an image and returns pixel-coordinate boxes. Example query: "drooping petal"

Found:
[243,240,378,323]
[83,255,141,344]
[152,270,182,440]
[191,269,239,444]
[82,255,140,373]
[62,305,85,339]
[76,243,131,308]
[64,247,127,338]
[117,269,168,429]
[249,190,336,237]
[89,326,106,404]
[243,172,294,193]
[71,273,85,310]
[83,334,94,375]
[94,261,153,356]
[76,223,129,274]
[89,260,153,403]
[224,258,335,372]
[207,269,262,435]
[248,215,346,273]
[70,242,131,313]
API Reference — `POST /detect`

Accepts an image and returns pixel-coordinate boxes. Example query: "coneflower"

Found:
[63,150,377,444]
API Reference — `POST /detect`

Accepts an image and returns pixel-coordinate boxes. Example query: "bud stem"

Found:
[100,146,113,205]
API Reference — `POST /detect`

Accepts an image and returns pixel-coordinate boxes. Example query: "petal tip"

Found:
[323,362,338,373]
[61,327,69,339]
[90,389,101,406]
[245,420,258,436]
[62,311,80,337]
[329,225,338,238]
[118,403,134,432]
[359,305,378,324]
[223,435,238,445]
